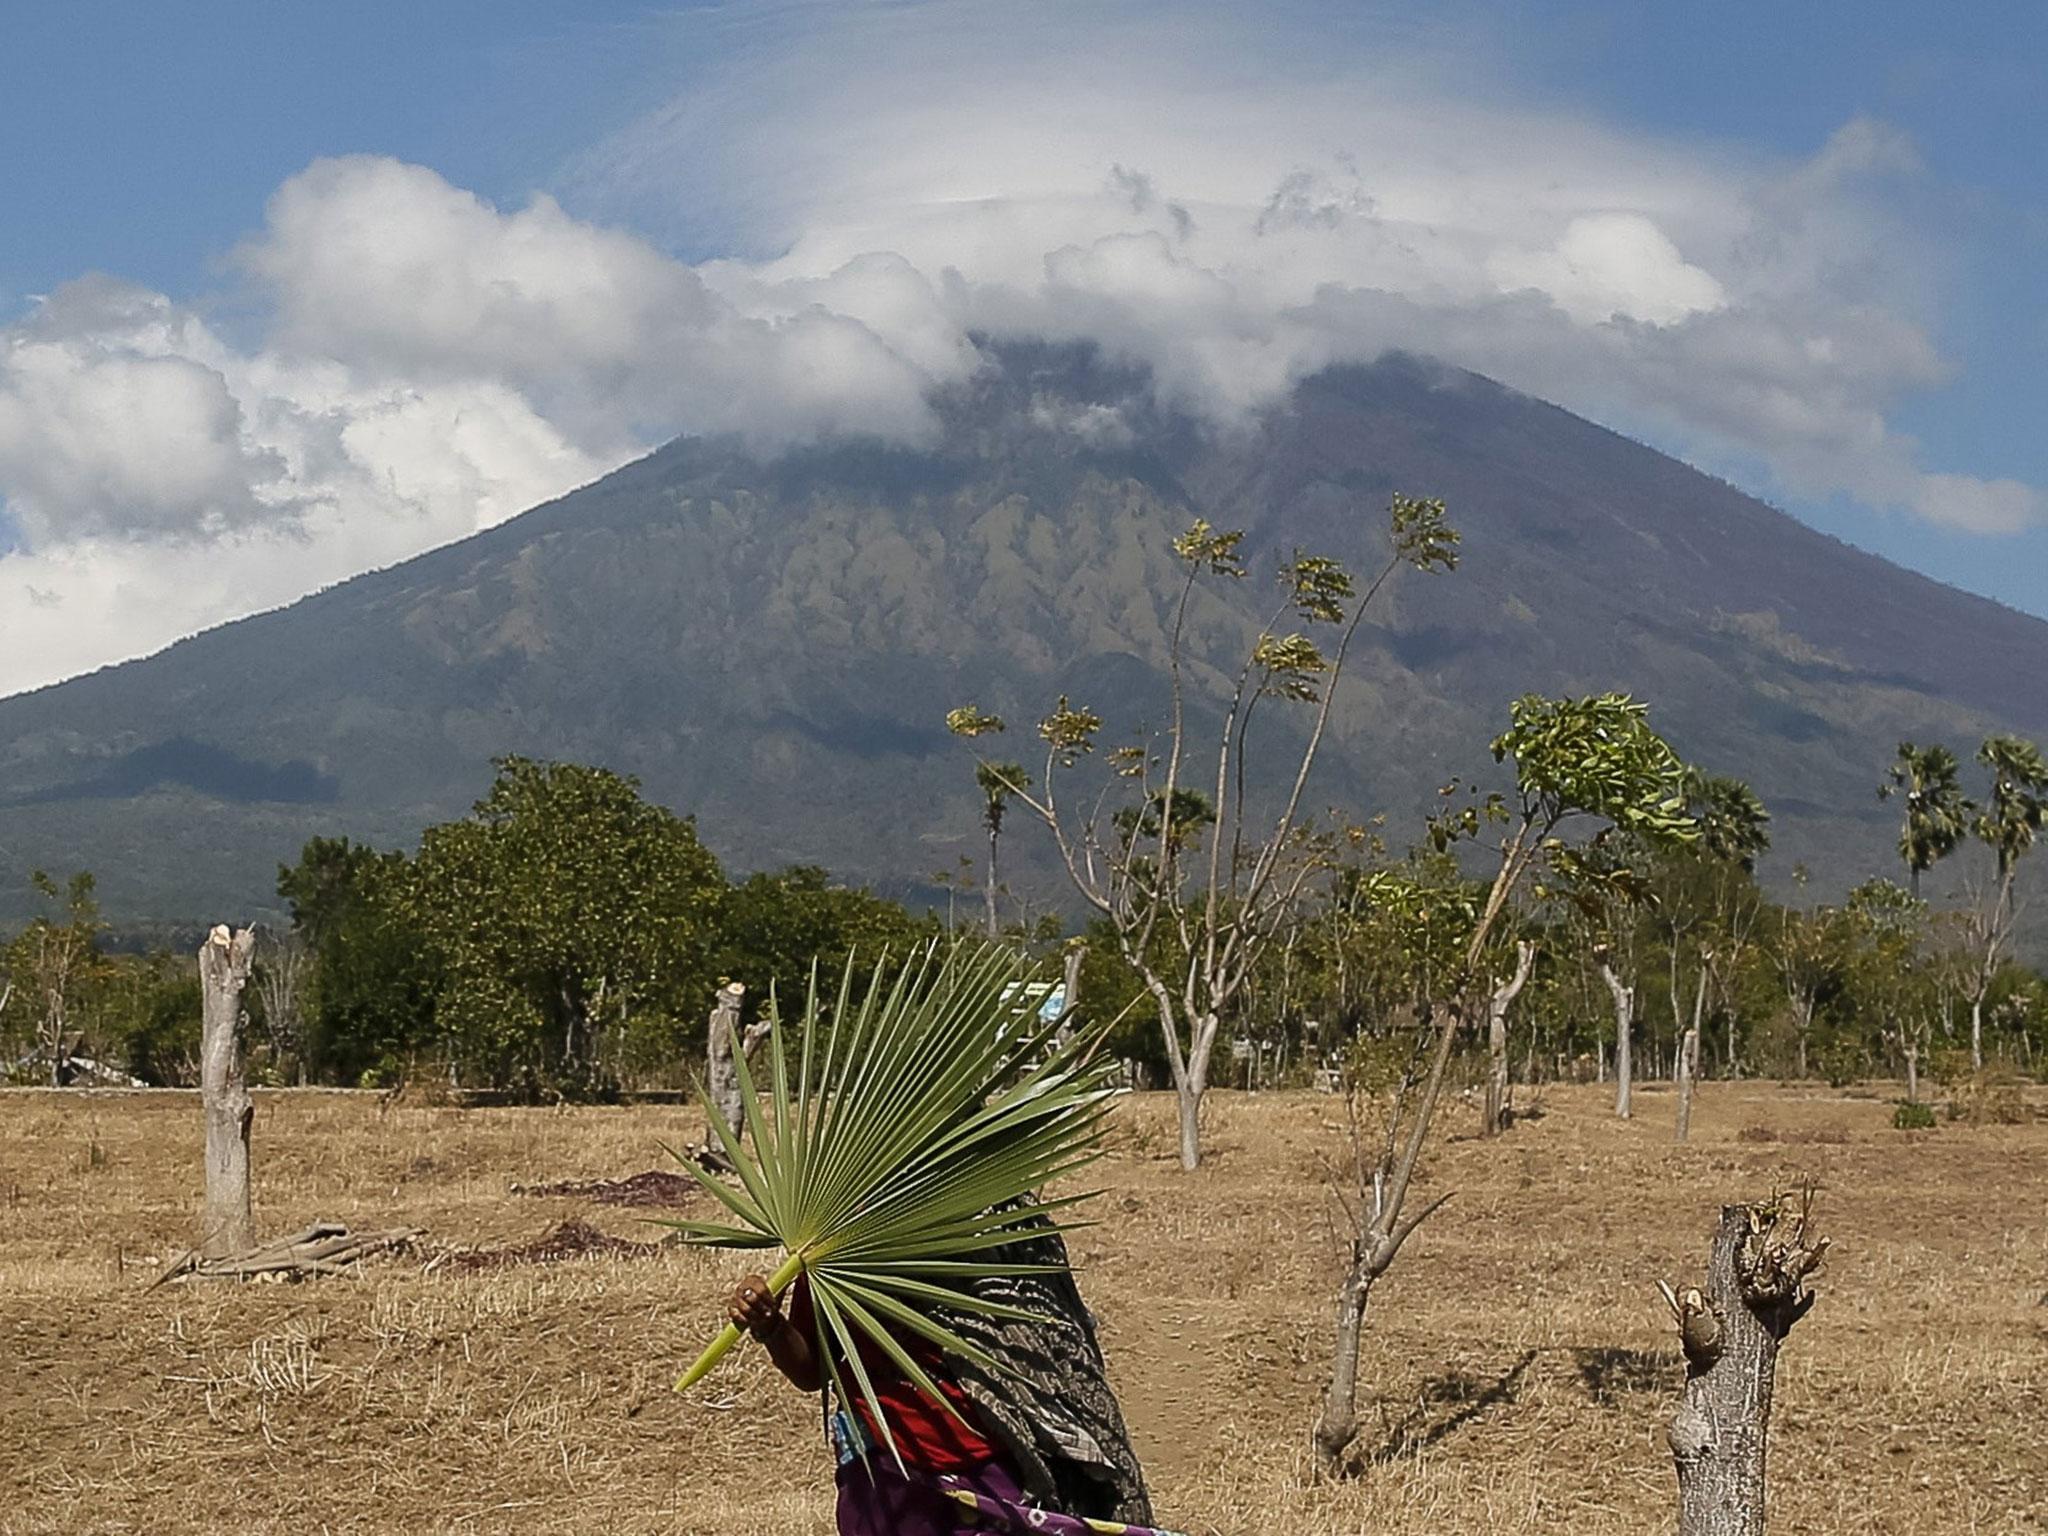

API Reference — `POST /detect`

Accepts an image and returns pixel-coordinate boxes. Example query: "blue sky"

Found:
[2,1,2043,693]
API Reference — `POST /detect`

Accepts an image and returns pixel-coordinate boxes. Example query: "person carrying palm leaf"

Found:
[672,943,1181,1535]
[727,1202,1166,1533]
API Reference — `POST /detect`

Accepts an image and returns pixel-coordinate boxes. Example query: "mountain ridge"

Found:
[2,345,2042,926]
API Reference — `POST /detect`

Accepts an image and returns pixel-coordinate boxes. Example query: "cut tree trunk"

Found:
[199,925,257,1258]
[1665,1194,1828,1536]
[1970,995,1984,1072]
[1482,941,1537,1138]
[706,981,772,1141]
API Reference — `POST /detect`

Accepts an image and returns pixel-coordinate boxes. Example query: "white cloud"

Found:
[1,3,2039,697]
[0,159,969,695]
[0,281,282,541]
[577,1,2034,545]
[1488,213,1727,325]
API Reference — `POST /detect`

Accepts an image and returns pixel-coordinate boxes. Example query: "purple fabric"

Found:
[834,1456,1185,1535]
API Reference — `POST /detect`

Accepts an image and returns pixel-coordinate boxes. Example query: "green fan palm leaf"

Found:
[664,940,1118,1466]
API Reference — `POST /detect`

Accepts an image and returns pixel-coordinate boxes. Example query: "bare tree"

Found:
[8,871,101,1087]
[1481,939,1536,1137]
[253,930,310,1085]
[199,925,258,1257]
[1662,1190,1828,1536]
[1770,869,1823,1080]
[975,762,1030,941]
[1596,943,1636,1119]
[951,495,1460,1169]
[1674,952,1709,1142]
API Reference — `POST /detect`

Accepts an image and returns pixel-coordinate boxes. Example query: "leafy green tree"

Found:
[405,757,726,1097]
[1880,742,1974,900]
[278,838,437,1085]
[103,956,204,1086]
[717,865,930,1026]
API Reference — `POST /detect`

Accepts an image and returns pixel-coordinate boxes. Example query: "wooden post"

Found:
[1665,1192,1828,1536]
[1482,940,1537,1137]
[199,925,257,1257]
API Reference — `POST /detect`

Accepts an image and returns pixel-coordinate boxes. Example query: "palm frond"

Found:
[663,939,1118,1467]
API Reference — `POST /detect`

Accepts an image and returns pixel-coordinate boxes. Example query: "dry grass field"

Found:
[2,1081,2043,1535]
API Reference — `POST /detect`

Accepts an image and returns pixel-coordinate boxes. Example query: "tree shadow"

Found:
[1573,1344,1681,1406]
[1363,1347,1539,1464]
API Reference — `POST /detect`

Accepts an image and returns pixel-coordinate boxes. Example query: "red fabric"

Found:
[787,1275,998,1471]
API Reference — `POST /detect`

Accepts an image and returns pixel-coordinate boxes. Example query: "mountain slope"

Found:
[2,347,2043,924]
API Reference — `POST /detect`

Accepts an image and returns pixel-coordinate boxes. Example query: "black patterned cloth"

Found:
[928,1206,1157,1526]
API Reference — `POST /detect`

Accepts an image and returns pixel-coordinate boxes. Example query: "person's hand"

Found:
[727,1274,784,1341]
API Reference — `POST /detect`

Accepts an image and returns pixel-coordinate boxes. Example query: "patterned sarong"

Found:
[834,1457,1187,1536]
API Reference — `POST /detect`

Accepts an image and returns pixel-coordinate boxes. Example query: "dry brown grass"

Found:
[2,1081,2044,1534]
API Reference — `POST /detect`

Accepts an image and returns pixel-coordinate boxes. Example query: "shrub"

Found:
[1892,1100,1937,1131]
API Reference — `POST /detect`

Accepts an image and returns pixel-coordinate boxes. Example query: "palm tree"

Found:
[976,762,1030,941]
[1879,742,1973,900]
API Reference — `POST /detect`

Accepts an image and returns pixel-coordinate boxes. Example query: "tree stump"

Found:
[1665,1191,1829,1536]
[199,925,257,1257]
[706,981,771,1144]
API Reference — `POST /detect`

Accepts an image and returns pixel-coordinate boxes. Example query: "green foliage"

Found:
[1892,1099,1937,1131]
[945,705,1006,739]
[1685,770,1772,872]
[1280,553,1353,623]
[1171,519,1246,576]
[1036,696,1102,763]
[1251,633,1330,701]
[975,762,1031,834]
[278,838,438,1086]
[404,757,727,1098]
[261,763,940,1093]
[108,962,204,1086]
[1,869,104,1081]
[1389,492,1461,572]
[1880,742,1973,888]
[717,867,934,1034]
[1974,735,2048,878]
[1491,693,1695,843]
[664,942,1119,1465]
